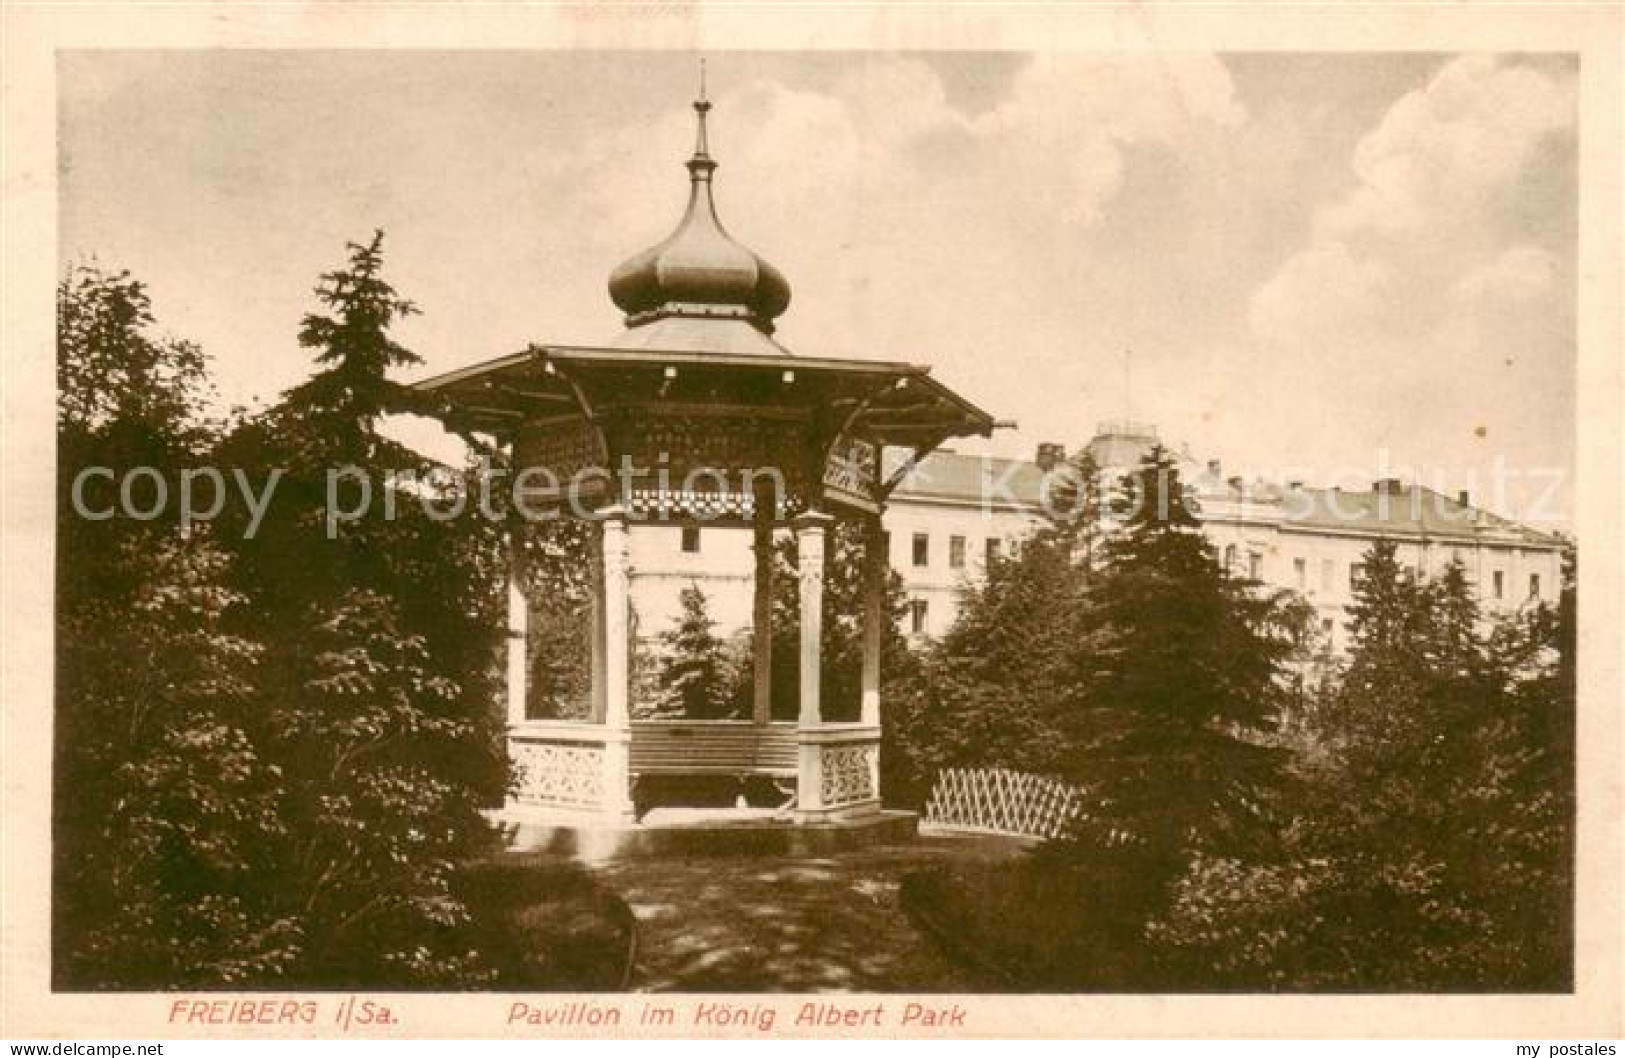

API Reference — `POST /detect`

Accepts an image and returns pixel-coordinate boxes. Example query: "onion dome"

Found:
[608,80,791,335]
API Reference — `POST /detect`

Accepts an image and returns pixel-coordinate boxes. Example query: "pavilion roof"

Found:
[412,342,998,452]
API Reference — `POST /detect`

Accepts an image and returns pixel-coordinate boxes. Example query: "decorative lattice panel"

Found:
[512,739,606,811]
[923,767,1087,840]
[515,419,603,485]
[819,744,877,806]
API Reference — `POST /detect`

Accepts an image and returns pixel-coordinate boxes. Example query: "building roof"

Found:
[1284,484,1564,547]
[883,449,1049,508]
[888,448,1565,549]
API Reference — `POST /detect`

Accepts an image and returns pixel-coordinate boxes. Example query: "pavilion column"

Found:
[793,511,833,817]
[598,506,635,820]
[794,511,832,727]
[860,514,884,728]
[505,532,529,728]
[751,504,774,726]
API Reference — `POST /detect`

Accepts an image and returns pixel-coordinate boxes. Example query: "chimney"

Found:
[1036,443,1065,471]
[1207,459,1222,476]
[1227,475,1244,495]
[1287,479,1304,491]
[1374,477,1403,494]
[1457,489,1470,507]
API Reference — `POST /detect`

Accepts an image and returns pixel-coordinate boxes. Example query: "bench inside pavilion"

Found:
[414,85,996,838]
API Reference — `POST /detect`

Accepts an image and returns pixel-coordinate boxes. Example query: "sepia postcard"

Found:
[2,1,1621,1042]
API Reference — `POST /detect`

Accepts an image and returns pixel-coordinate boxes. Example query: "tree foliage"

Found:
[56,239,509,989]
[654,583,740,720]
[55,267,292,987]
[519,518,596,721]
[216,232,506,984]
[58,264,214,442]
[1152,538,1574,989]
[891,515,1085,785]
[1060,447,1300,871]
[895,446,1573,992]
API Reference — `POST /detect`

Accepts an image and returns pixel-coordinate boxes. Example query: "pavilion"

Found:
[413,83,997,837]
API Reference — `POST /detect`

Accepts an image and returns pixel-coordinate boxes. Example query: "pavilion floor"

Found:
[490,806,919,865]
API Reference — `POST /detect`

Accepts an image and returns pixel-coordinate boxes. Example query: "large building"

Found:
[628,421,1567,653]
[885,421,1568,647]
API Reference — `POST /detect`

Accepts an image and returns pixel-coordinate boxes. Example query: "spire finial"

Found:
[688,59,715,177]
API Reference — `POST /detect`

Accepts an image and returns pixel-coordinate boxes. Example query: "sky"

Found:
[58,50,1578,525]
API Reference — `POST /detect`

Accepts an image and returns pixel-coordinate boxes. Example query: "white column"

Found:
[599,506,635,819]
[506,536,529,728]
[793,511,832,819]
[860,514,884,728]
[795,511,832,728]
[602,509,631,727]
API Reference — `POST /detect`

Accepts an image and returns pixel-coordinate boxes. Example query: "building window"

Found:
[1223,544,1237,573]
[949,535,966,569]
[1529,573,1541,600]
[1321,558,1334,592]
[912,533,929,568]
[985,538,1001,566]
[1350,563,1365,590]
[1493,570,1505,600]
[680,524,701,553]
[909,599,928,635]
[1248,552,1262,580]
[1293,557,1307,590]
[1321,617,1334,651]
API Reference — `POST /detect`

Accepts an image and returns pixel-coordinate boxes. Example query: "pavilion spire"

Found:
[607,65,791,334]
[688,59,715,178]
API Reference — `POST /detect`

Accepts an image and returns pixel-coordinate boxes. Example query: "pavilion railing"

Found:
[797,723,882,814]
[509,721,610,813]
[509,719,885,819]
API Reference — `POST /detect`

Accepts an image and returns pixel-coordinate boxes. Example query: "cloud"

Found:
[1247,239,1395,352]
[1451,244,1559,306]
[1254,55,1574,345]
[1235,55,1576,522]
[1318,54,1576,241]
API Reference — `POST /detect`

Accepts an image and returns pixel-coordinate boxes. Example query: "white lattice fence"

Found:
[922,767,1087,840]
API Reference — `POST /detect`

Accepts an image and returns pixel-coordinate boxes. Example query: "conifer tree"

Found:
[1157,539,1575,989]
[1061,445,1296,874]
[899,512,1090,781]
[216,233,505,984]
[657,583,738,720]
[1297,545,1571,988]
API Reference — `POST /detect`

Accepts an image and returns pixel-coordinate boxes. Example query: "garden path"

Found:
[593,833,1023,992]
